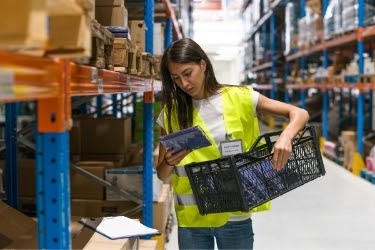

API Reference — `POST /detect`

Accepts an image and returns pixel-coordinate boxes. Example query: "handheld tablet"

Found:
[160,125,212,154]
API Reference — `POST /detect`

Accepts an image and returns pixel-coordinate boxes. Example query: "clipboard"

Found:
[160,125,212,154]
[79,216,159,240]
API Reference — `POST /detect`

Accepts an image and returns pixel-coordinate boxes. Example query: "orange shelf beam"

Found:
[362,25,375,39]
[325,32,357,49]
[251,62,272,72]
[0,50,60,102]
[70,64,152,96]
[286,32,358,62]
[252,84,272,90]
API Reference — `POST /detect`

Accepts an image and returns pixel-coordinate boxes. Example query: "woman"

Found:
[155,38,309,250]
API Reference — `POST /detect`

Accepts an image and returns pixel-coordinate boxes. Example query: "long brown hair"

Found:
[161,38,221,132]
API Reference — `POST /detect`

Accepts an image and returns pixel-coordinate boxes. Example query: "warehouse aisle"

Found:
[165,157,375,250]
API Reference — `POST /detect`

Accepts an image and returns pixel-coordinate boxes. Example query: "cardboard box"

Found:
[0,159,114,200]
[75,227,139,250]
[71,164,106,200]
[95,0,124,6]
[152,184,172,234]
[0,201,38,248]
[129,20,146,50]
[0,0,48,50]
[81,117,132,155]
[341,131,356,171]
[47,11,92,57]
[70,118,82,162]
[95,6,128,27]
[105,166,163,201]
[0,159,36,197]
[71,199,139,217]
[70,184,172,233]
[139,239,157,250]
[113,38,130,67]
[0,201,138,249]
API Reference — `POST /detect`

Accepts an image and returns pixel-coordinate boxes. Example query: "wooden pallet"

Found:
[153,55,162,80]
[359,75,375,83]
[86,19,114,70]
[127,43,142,75]
[113,38,130,73]
[140,52,154,77]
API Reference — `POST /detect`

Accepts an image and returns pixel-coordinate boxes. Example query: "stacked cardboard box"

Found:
[0,201,139,249]
[341,130,356,171]
[95,0,128,27]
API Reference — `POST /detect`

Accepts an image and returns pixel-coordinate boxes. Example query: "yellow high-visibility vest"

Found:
[163,86,271,227]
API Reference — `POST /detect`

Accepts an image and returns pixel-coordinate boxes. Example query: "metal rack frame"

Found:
[243,0,373,157]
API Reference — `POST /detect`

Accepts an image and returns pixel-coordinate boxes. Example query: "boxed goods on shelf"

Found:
[71,161,116,200]
[153,55,162,80]
[0,159,116,200]
[87,19,114,70]
[129,20,147,51]
[70,184,172,234]
[113,38,130,72]
[0,201,138,249]
[80,116,132,158]
[95,3,128,27]
[341,130,356,171]
[284,2,299,55]
[1,0,93,54]
[46,0,92,58]
[95,0,124,7]
[307,0,322,14]
[140,52,155,77]
[0,0,48,50]
[139,239,158,250]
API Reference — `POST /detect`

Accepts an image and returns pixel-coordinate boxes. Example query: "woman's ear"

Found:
[200,59,206,71]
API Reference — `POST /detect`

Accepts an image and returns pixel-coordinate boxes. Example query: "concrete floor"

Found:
[165,157,375,250]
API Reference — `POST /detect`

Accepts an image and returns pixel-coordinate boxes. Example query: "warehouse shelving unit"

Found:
[1,51,154,249]
[242,0,374,159]
[0,0,184,248]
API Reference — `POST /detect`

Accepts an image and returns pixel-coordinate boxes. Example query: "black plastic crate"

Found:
[184,126,326,215]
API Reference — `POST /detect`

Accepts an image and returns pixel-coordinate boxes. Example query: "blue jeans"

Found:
[178,218,254,250]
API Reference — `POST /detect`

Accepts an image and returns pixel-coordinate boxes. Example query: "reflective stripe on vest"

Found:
[173,166,187,177]
[174,193,195,206]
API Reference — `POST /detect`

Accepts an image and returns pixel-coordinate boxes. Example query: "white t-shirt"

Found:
[156,90,259,139]
[156,89,260,221]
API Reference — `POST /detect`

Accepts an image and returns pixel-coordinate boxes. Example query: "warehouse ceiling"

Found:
[192,0,244,60]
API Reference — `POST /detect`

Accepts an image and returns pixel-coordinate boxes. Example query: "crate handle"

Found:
[249,130,282,153]
[249,126,314,153]
[295,126,312,145]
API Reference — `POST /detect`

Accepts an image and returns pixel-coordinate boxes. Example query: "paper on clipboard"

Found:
[160,125,212,154]
[79,216,159,240]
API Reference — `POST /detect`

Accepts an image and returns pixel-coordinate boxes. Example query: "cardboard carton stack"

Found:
[341,130,356,171]
[95,0,132,73]
[0,200,139,249]
[0,0,93,58]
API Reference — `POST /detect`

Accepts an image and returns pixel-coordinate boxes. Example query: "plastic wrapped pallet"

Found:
[284,2,298,55]
[324,0,340,40]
